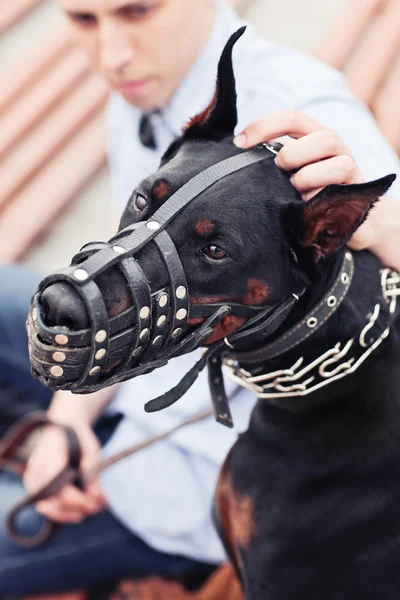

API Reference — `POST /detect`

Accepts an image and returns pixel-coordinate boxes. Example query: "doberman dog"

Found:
[29,29,400,599]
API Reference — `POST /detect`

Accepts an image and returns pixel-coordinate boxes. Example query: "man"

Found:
[1,0,400,596]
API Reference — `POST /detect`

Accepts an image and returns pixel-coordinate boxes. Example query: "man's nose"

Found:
[99,25,134,73]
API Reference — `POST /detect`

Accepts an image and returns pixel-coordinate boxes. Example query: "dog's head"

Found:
[29,28,395,392]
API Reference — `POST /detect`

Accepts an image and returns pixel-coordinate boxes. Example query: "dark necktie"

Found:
[139,113,157,150]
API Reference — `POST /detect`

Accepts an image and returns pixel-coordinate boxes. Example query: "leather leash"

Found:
[0,387,242,548]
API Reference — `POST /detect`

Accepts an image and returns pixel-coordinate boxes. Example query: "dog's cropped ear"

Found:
[183,27,246,141]
[288,174,396,262]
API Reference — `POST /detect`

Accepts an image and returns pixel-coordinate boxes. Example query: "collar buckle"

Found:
[262,142,283,155]
[381,268,400,314]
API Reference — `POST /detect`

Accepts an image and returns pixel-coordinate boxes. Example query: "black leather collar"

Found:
[227,251,354,365]
[226,257,400,405]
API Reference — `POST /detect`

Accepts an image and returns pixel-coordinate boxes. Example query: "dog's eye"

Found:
[133,194,148,214]
[201,245,228,261]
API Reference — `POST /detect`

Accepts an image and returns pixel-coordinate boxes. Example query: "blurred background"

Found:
[1,0,399,274]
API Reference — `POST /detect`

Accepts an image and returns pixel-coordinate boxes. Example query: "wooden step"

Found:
[313,0,390,69]
[0,75,108,211]
[0,0,45,35]
[0,49,90,162]
[0,31,73,116]
[344,0,400,105]
[0,114,106,261]
[373,55,400,152]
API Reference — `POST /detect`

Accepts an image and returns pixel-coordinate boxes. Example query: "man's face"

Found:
[59,0,214,110]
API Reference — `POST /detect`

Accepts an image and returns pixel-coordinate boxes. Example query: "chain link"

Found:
[227,267,400,399]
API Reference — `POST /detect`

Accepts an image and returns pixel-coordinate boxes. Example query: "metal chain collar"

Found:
[226,258,400,399]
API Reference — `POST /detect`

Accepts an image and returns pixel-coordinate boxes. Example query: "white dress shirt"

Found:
[101,1,400,564]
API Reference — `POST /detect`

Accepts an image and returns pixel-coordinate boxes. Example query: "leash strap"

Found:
[0,413,83,548]
[0,390,243,548]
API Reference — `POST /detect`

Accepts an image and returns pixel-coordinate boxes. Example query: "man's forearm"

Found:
[367,195,400,271]
[48,385,119,427]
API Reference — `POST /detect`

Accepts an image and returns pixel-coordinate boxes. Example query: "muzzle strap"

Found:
[117,257,152,370]
[144,340,227,417]
[28,143,293,423]
[152,230,189,348]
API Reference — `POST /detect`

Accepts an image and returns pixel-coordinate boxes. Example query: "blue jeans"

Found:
[0,265,209,595]
[0,264,52,435]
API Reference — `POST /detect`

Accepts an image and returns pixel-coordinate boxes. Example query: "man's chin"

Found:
[120,93,158,110]
[113,79,163,110]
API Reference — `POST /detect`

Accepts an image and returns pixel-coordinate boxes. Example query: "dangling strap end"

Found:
[208,354,234,428]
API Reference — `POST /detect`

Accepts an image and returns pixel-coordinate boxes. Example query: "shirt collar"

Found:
[163,2,244,137]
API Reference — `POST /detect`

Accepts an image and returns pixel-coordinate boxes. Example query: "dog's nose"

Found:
[40,282,89,331]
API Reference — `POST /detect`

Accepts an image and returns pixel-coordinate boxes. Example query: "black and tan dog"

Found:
[35,30,400,598]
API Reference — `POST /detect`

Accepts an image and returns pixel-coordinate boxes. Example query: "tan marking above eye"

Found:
[195,219,215,236]
[153,180,170,199]
[244,278,270,305]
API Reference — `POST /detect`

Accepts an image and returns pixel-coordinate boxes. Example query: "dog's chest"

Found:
[229,360,400,598]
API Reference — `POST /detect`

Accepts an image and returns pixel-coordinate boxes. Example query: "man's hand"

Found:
[23,422,107,524]
[234,110,378,252]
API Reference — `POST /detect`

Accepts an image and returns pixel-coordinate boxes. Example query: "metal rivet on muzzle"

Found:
[140,307,150,319]
[307,317,318,328]
[74,268,88,281]
[55,334,69,345]
[158,294,168,308]
[153,336,163,346]
[176,286,187,299]
[112,246,126,254]
[95,349,106,360]
[157,316,167,327]
[140,328,150,340]
[146,221,160,230]
[176,309,187,320]
[89,366,101,376]
[172,328,183,338]
[95,330,107,343]
[133,347,143,358]
[50,366,64,377]
[52,352,66,363]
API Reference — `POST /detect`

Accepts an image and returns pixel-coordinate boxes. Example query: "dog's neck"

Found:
[229,250,400,414]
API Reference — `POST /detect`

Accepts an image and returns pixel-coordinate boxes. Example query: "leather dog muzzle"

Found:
[27,143,301,425]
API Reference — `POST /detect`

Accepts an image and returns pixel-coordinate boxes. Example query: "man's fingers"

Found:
[290,155,359,192]
[301,188,324,202]
[35,484,104,523]
[86,480,107,509]
[234,110,329,148]
[57,485,104,514]
[275,130,350,171]
[35,500,85,524]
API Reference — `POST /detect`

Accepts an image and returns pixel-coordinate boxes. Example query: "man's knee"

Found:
[0,264,51,425]
[0,473,48,595]
[0,264,40,326]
